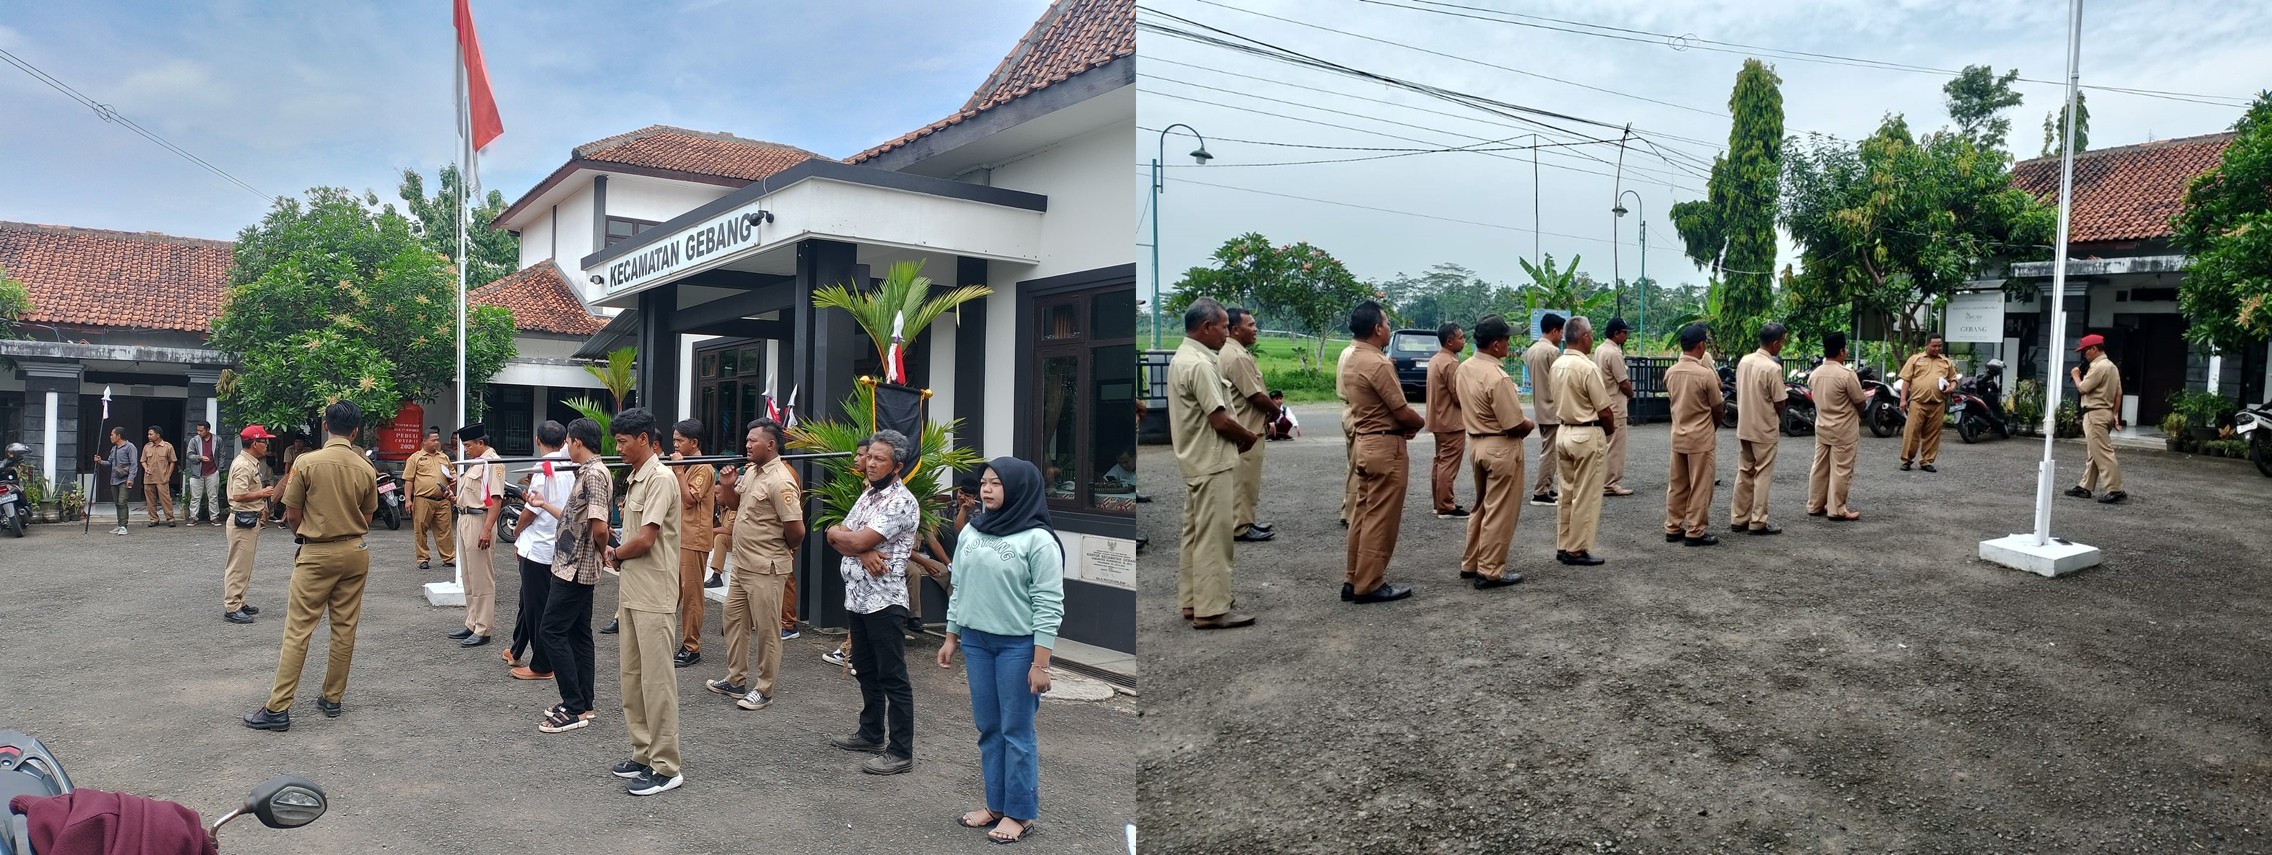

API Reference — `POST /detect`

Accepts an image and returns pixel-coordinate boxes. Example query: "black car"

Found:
[1387,329,1441,400]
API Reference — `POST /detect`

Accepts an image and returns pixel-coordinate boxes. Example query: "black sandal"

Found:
[957,809,1003,829]
[989,818,1035,845]
[538,708,588,733]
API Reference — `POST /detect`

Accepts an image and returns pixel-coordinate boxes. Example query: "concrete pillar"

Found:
[19,360,82,494]
[953,256,989,454]
[634,285,681,426]
[792,238,861,629]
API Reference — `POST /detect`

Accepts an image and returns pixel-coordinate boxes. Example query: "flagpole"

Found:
[455,43,470,450]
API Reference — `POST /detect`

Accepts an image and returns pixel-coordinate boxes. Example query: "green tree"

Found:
[2038,90,2091,158]
[1166,233,1375,373]
[1379,262,1503,331]
[1944,65,2026,154]
[399,164,520,289]
[1511,254,1613,323]
[1671,59,1784,344]
[211,187,519,433]
[1780,116,2054,359]
[0,263,30,342]
[2173,91,2272,352]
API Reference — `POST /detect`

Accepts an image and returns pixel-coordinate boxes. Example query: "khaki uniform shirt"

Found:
[1523,338,1562,425]
[679,461,717,553]
[1737,349,1789,443]
[1218,339,1269,433]
[1167,338,1239,480]
[1455,354,1525,436]
[1666,354,1723,454]
[454,448,504,510]
[1899,353,1958,407]
[1550,351,1613,425]
[141,440,176,484]
[1337,343,1359,434]
[731,457,803,575]
[1594,340,1631,417]
[617,455,683,613]
[1426,349,1464,433]
[1339,340,1409,436]
[403,449,451,501]
[1809,359,1867,445]
[2077,355,2122,412]
[227,450,268,512]
[281,436,376,542]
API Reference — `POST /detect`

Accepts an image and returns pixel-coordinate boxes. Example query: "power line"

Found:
[0,45,278,203]
[1141,130,1624,168]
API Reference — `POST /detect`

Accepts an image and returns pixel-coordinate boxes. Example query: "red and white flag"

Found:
[887,311,908,384]
[454,0,503,192]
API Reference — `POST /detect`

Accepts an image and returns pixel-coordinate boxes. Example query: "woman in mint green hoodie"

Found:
[937,457,1063,845]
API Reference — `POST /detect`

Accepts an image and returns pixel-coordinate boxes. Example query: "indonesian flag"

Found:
[100,386,111,421]
[887,311,908,384]
[454,0,503,191]
[784,384,800,430]
[765,394,782,424]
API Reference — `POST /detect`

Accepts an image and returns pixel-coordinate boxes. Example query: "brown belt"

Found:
[457,506,488,514]
[1566,421,1601,428]
[1358,430,1405,436]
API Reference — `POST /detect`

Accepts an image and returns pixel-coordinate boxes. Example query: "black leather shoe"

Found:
[674,649,701,668]
[1807,509,1827,517]
[447,628,475,639]
[1747,525,1783,536]
[1347,583,1413,604]
[1920,464,1937,473]
[1340,582,1355,602]
[1233,528,1276,543]
[242,707,290,732]
[460,635,491,648]
[418,561,431,570]
[1459,570,1479,579]
[1557,552,1605,566]
[2064,486,2092,499]
[1900,461,1913,471]
[1730,524,1748,533]
[1664,532,1685,542]
[241,604,260,615]
[2098,491,2127,504]
[316,697,342,718]
[1472,572,1523,589]
[1684,535,1721,547]
[224,609,255,624]
[601,619,619,634]
[442,561,456,567]
[1250,522,1276,534]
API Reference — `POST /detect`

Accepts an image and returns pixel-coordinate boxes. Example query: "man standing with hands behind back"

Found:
[1425,321,1470,519]
[1662,324,1724,546]
[1731,323,1790,536]
[1806,332,1868,522]
[1454,314,1533,589]
[1339,300,1422,604]
[1167,299,1258,629]
[1594,318,1636,497]
[607,408,686,796]
[1523,313,1567,507]
[1898,333,1959,472]
[1219,307,1280,543]
[403,428,456,570]
[241,401,377,732]
[1548,316,1616,566]
[446,423,505,647]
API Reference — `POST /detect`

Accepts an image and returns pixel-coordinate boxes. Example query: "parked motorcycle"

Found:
[1857,366,1905,438]
[1780,359,1820,436]
[1,729,327,853]
[1950,359,2012,444]
[1717,365,1740,429]
[495,480,527,544]
[0,442,29,538]
[361,450,404,530]
[2235,401,2272,478]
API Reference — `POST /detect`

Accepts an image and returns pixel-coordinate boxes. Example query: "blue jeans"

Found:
[962,627,1040,820]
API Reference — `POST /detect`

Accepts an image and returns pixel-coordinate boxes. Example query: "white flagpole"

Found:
[455,43,470,445]
[2031,0,2086,547]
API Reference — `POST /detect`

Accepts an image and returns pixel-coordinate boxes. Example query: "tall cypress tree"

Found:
[1671,59,1785,340]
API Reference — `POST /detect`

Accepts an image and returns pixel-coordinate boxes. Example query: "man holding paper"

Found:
[1897,334,1960,473]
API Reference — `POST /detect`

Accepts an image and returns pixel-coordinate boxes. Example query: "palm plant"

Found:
[810,260,992,369]
[785,381,983,540]
[563,396,617,457]
[585,347,636,411]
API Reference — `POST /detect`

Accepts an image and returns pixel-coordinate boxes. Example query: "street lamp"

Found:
[1151,123,1211,349]
[1614,189,1646,353]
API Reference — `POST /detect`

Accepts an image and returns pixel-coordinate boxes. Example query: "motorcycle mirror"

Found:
[245,775,327,829]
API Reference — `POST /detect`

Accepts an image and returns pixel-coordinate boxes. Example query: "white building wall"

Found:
[556,190,599,303]
[517,212,553,271]
[607,176,733,226]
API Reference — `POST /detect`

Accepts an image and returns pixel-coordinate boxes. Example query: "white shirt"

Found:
[514,450,575,564]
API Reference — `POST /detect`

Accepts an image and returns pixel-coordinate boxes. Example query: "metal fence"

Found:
[1139,349,1172,444]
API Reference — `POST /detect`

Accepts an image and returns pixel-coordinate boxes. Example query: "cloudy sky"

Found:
[1136,0,2271,305]
[0,0,1052,241]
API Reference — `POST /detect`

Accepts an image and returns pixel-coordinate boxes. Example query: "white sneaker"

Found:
[112,526,128,536]
[821,649,848,667]
[736,691,772,711]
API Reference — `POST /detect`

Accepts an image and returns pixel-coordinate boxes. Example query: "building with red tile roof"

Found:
[849,0,1134,166]
[0,221,234,335]
[2010,132,2235,247]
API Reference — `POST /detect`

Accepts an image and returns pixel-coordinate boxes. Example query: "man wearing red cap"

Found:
[2066,334,2126,503]
[223,425,279,624]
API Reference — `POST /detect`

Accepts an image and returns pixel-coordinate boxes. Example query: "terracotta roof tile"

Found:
[574,125,822,182]
[849,0,1132,164]
[0,221,233,333]
[2010,132,2235,243]
[471,261,606,336]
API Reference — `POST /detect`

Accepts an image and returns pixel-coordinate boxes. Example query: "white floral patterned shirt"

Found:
[839,478,920,615]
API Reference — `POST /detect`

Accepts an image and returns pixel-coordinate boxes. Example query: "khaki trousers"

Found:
[2079,409,2122,492]
[143,482,175,522]
[457,515,495,636]
[1731,439,1779,529]
[1664,449,1716,537]
[677,548,708,652]
[413,497,454,563]
[1604,408,1630,489]
[782,567,800,631]
[1554,427,1607,553]
[723,568,787,695]
[1459,436,1524,578]
[1233,440,1265,534]
[1807,441,1858,516]
[710,518,731,571]
[1901,402,1947,465]
[264,539,370,712]
[619,607,682,777]
[1177,469,1237,617]
[223,519,259,611]
[1430,431,1466,513]
[1531,424,1562,496]
[1339,428,1356,521]
[1345,435,1408,594]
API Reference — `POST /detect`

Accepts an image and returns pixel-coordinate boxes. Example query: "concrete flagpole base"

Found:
[423,581,467,606]
[1979,534,2102,578]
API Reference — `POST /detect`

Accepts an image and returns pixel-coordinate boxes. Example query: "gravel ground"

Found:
[0,522,1133,854]
[1138,405,2272,854]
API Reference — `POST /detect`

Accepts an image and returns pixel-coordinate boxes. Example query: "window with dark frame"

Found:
[604,216,659,247]
[1033,286,1138,515]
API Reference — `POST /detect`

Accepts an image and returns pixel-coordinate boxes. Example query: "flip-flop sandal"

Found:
[989,819,1036,845]
[957,810,1003,829]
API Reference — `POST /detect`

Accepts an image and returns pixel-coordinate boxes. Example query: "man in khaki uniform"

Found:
[1594,319,1636,496]
[1731,323,1790,535]
[1454,315,1534,588]
[670,420,718,667]
[1898,334,1959,472]
[1337,341,1359,526]
[2066,334,2127,503]
[1168,299,1258,629]
[242,401,377,731]
[1220,307,1280,543]
[223,425,279,624]
[708,418,805,708]
[446,423,506,647]
[1339,300,1422,604]
[1663,323,1724,545]
[1549,317,1617,565]
[1806,332,1868,521]
[142,426,179,526]
[1523,313,1567,505]
[1425,321,1470,519]
[609,408,685,795]
[403,428,456,569]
